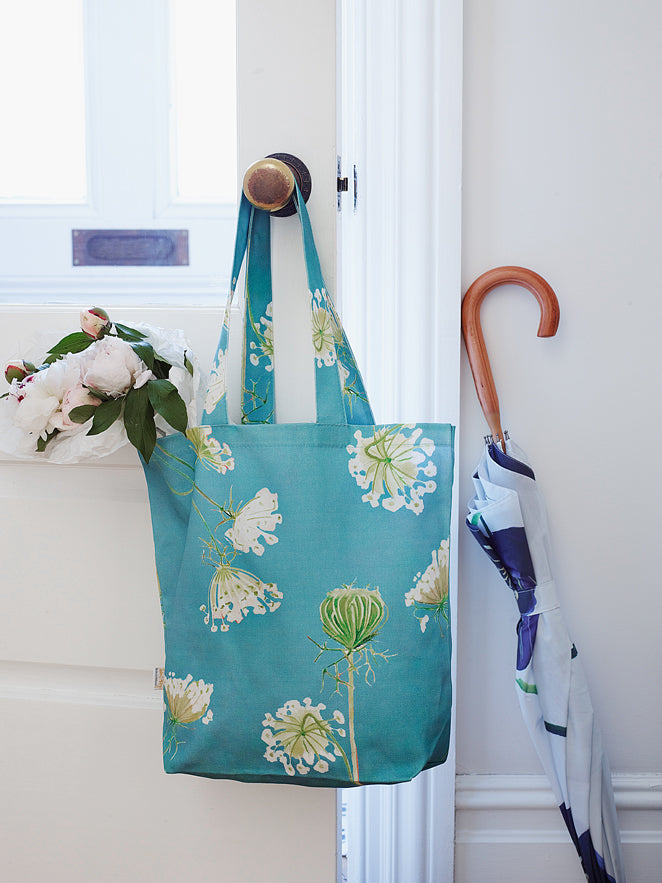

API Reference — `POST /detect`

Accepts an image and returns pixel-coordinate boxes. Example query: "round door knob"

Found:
[242,157,295,212]
[242,153,312,216]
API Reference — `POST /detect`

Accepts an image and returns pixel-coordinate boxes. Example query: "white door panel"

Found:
[1,462,161,669]
[1,0,339,877]
[2,695,336,883]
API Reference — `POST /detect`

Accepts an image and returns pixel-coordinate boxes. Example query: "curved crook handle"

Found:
[461,266,560,448]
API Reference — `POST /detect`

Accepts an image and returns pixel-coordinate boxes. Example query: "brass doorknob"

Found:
[242,153,312,217]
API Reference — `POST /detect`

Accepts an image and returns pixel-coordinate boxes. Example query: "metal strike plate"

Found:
[72,230,189,266]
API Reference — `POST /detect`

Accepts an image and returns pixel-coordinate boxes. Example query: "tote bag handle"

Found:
[202,185,373,427]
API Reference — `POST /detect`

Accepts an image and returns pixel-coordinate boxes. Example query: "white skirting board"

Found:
[455,774,662,882]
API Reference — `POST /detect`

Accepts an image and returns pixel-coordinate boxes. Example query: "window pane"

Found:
[171,0,237,204]
[0,0,87,203]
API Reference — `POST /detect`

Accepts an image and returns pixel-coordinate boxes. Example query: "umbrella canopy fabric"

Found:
[467,437,625,883]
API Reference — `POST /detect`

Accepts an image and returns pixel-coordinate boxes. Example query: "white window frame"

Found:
[0,0,237,305]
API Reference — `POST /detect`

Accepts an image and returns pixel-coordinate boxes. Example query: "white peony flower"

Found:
[0,315,200,463]
[13,356,82,437]
[50,383,102,431]
[80,335,153,397]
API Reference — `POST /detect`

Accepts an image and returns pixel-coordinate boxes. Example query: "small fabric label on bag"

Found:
[153,667,165,690]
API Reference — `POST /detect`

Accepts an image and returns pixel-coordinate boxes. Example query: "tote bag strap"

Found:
[294,187,374,426]
[202,185,374,426]
[201,194,252,424]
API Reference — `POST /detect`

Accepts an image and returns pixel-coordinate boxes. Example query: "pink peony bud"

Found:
[80,307,110,339]
[4,360,37,384]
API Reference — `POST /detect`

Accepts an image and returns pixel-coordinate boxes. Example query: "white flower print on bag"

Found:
[311,289,341,367]
[405,539,450,633]
[248,302,274,372]
[347,424,437,514]
[224,487,282,555]
[261,698,350,777]
[204,349,227,415]
[185,426,235,474]
[163,672,214,757]
[200,558,283,633]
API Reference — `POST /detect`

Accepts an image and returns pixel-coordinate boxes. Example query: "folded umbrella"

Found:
[462,268,625,883]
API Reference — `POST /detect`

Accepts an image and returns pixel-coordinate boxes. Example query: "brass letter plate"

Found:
[73,230,189,266]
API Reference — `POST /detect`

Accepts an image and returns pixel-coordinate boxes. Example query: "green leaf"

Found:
[87,396,124,436]
[36,429,58,452]
[147,379,188,432]
[131,341,155,369]
[114,323,147,342]
[68,404,99,424]
[47,332,95,357]
[0,392,8,400]
[184,352,194,377]
[82,385,113,402]
[152,357,171,381]
[124,385,156,462]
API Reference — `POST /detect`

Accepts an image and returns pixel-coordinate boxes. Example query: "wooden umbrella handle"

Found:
[461,266,560,447]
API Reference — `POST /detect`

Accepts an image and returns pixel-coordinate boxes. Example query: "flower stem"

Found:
[347,651,359,784]
[328,733,353,782]
[154,443,195,473]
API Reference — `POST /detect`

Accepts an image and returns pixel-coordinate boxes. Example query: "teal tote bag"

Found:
[142,188,455,786]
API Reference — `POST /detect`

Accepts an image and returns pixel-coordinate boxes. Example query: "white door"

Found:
[0,1,341,880]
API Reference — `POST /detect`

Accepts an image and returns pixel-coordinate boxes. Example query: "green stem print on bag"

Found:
[337,360,370,417]
[405,539,451,634]
[311,585,392,784]
[163,673,213,758]
[241,380,274,424]
[347,424,438,514]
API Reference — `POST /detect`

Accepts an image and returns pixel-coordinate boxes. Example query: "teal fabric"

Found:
[142,189,455,786]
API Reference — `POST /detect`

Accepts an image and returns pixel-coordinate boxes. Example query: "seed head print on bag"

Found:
[142,186,455,785]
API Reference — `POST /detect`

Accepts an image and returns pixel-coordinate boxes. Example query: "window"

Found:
[0,1,87,204]
[170,0,237,205]
[0,0,237,304]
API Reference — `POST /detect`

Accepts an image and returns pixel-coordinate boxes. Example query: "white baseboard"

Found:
[456,773,662,845]
[455,774,662,882]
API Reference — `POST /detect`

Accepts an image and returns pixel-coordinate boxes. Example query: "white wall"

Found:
[457,1,662,880]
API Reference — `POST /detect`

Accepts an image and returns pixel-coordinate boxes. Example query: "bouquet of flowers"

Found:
[0,308,199,463]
